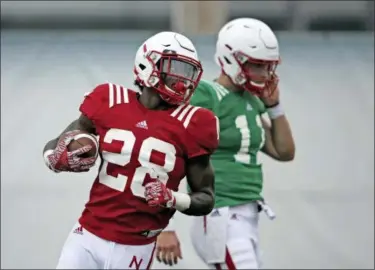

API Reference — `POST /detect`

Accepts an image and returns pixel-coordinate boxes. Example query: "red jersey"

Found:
[78,83,219,245]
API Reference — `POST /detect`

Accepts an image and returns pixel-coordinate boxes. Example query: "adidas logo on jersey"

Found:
[246,103,253,111]
[73,226,83,235]
[136,120,148,129]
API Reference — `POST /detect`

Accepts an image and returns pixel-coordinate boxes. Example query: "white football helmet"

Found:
[215,18,280,96]
[134,31,203,105]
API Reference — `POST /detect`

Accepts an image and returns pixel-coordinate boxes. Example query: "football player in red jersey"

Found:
[42,31,220,269]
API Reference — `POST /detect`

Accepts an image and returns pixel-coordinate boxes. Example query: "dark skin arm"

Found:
[182,154,215,216]
[155,154,215,265]
[43,114,96,153]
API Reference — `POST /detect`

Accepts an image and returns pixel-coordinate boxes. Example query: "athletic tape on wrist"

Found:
[172,191,191,212]
[267,103,285,119]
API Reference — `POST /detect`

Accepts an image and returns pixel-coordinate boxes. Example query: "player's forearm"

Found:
[183,188,214,216]
[170,155,215,216]
[270,115,295,160]
[43,115,96,154]
[176,164,215,216]
[43,138,59,153]
[172,188,214,216]
[42,119,80,153]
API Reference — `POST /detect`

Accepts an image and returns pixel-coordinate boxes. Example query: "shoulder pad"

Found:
[170,104,219,158]
[79,82,131,120]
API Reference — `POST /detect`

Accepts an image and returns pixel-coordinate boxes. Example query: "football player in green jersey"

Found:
[156,18,295,269]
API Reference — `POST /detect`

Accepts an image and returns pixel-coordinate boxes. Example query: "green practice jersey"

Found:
[190,79,266,208]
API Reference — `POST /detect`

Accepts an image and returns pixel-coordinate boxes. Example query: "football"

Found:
[67,132,98,158]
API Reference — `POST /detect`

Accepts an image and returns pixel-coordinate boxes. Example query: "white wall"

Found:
[1,1,372,30]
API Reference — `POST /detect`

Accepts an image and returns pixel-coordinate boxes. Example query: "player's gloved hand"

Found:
[44,130,96,173]
[144,180,176,208]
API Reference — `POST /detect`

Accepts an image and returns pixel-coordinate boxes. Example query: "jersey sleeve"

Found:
[79,83,111,123]
[190,80,216,111]
[185,107,220,158]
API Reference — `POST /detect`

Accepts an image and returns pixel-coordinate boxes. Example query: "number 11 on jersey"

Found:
[234,114,265,165]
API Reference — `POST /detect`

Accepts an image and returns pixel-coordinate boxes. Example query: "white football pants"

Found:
[56,222,156,269]
[190,203,262,269]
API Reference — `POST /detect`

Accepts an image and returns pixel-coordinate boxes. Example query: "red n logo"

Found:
[129,255,143,270]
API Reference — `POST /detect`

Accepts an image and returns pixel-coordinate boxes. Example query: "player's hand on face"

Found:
[144,179,175,208]
[46,130,96,173]
[156,231,182,266]
[260,74,280,107]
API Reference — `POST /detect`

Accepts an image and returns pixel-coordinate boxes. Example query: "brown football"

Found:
[67,132,98,158]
